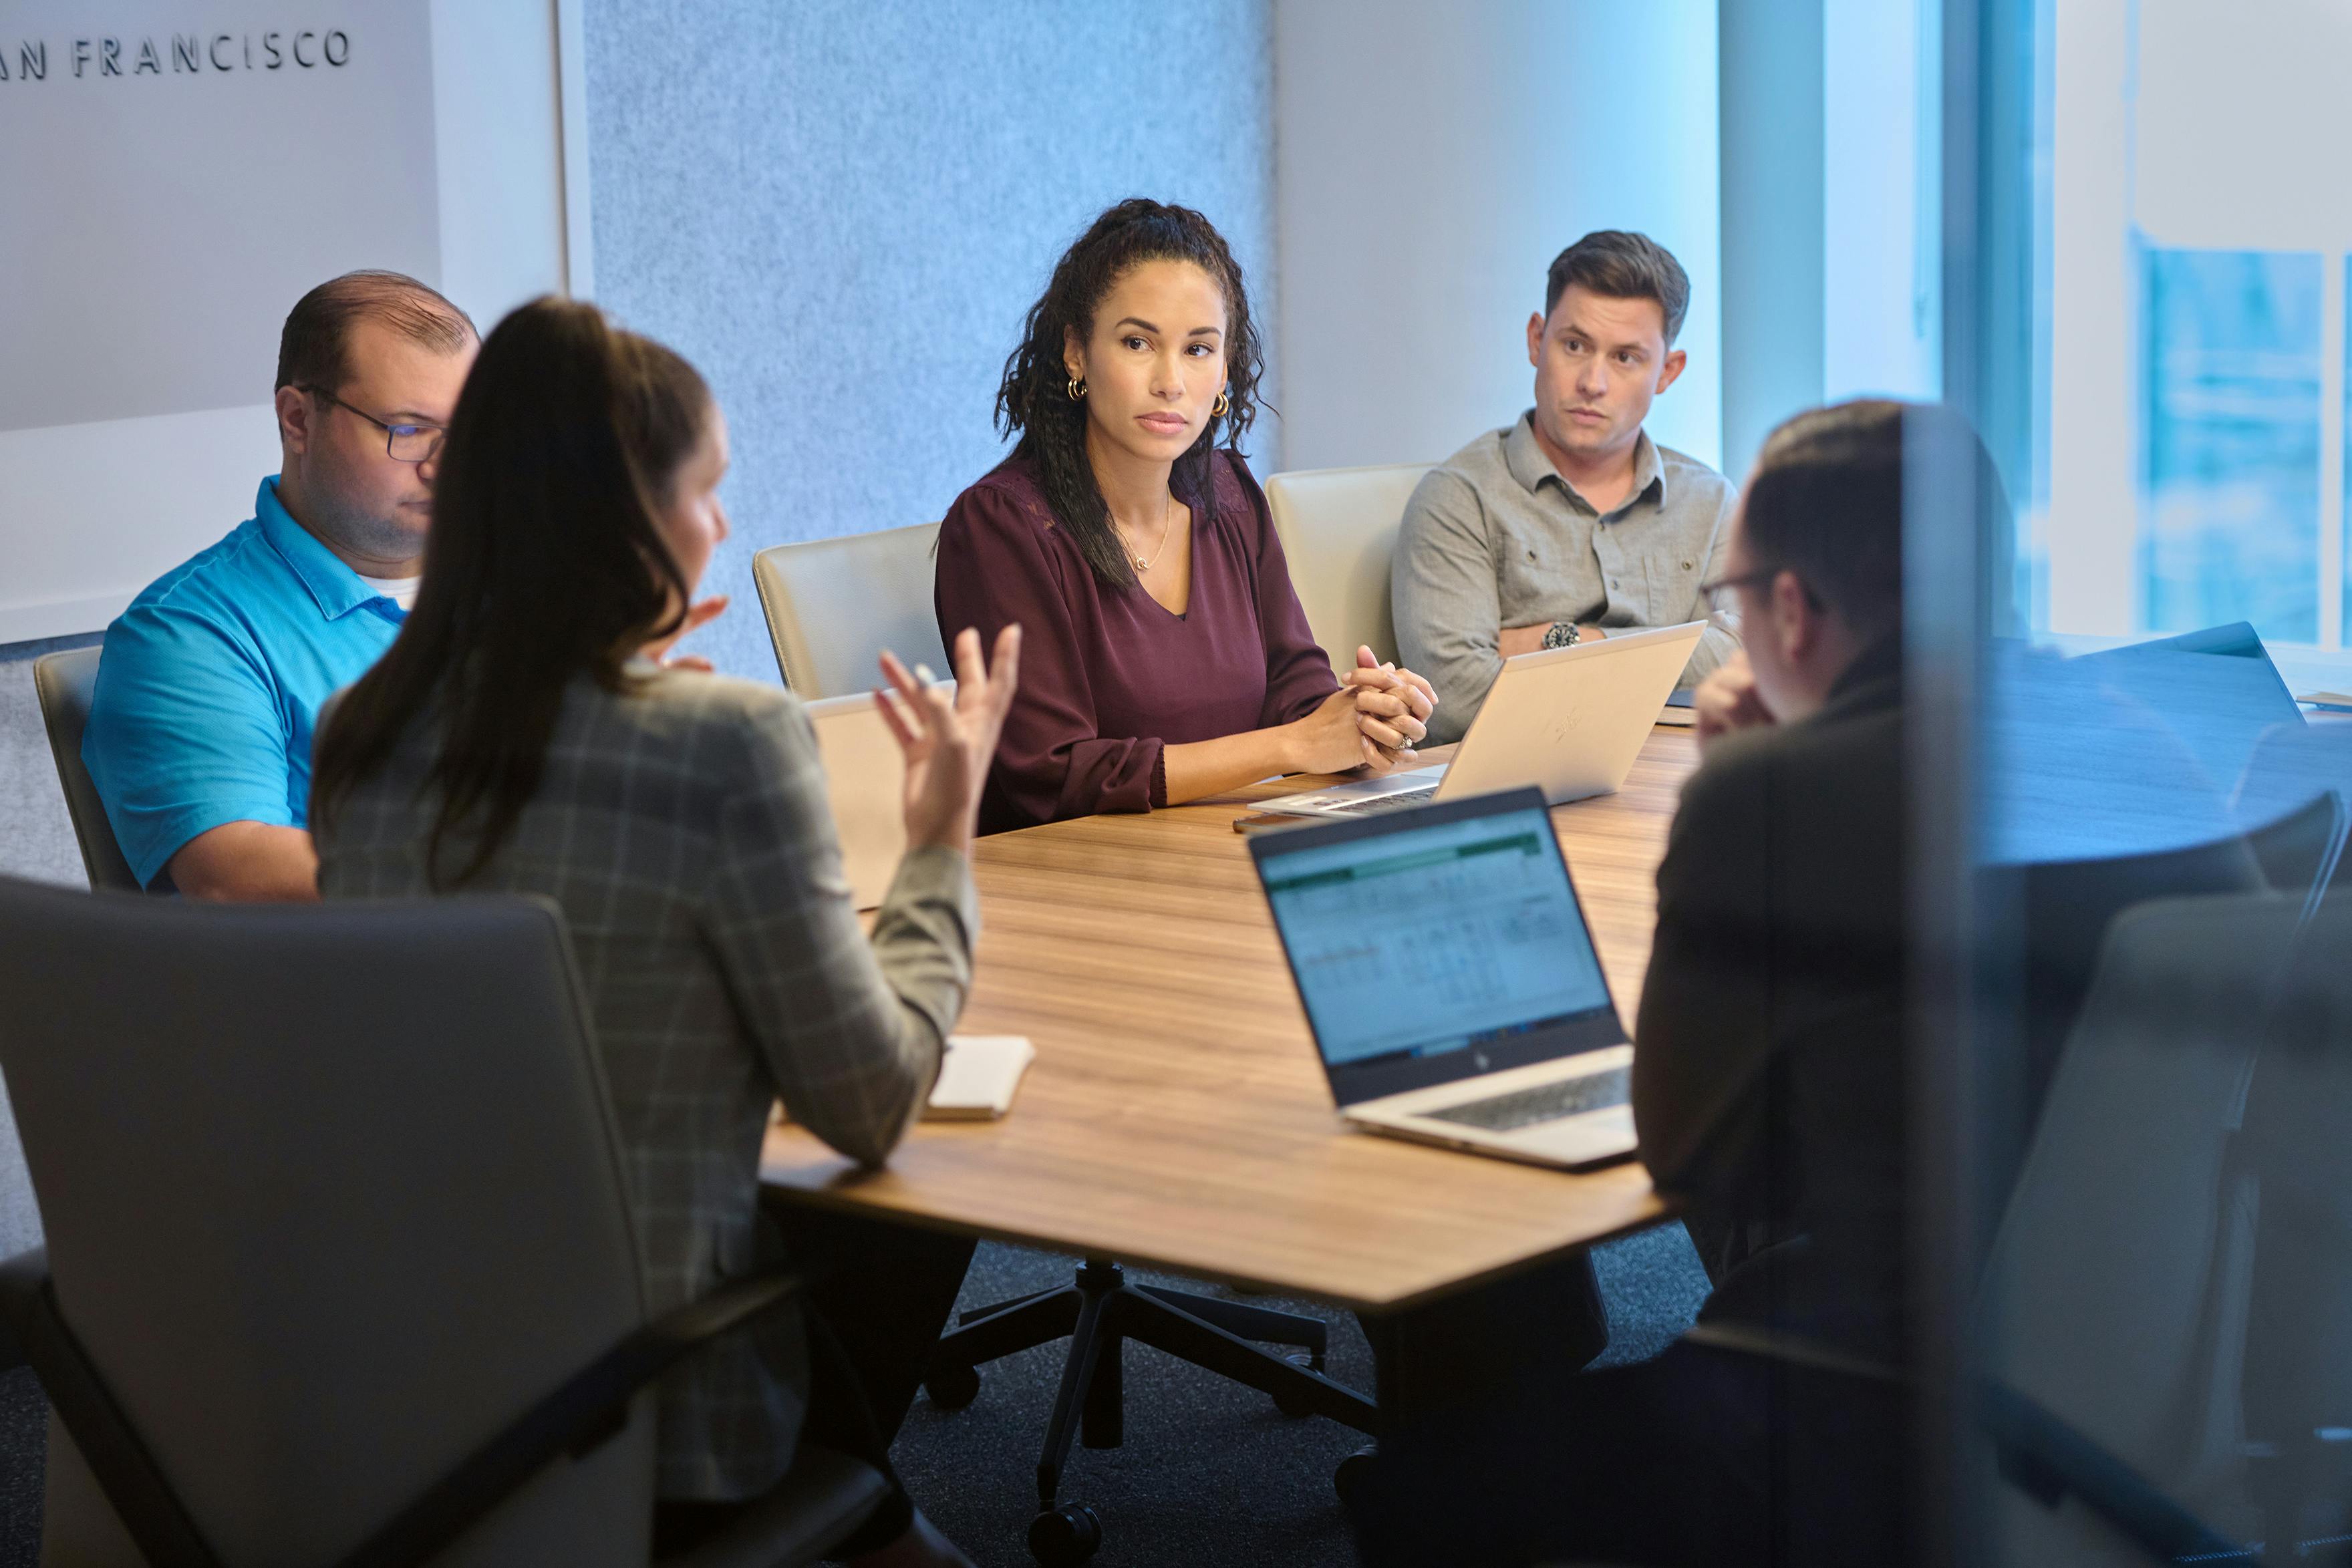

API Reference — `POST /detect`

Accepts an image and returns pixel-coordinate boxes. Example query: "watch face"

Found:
[1543,622,1576,649]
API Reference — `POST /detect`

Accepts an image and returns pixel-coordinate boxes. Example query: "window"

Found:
[2138,249,2322,646]
[2043,0,2352,679]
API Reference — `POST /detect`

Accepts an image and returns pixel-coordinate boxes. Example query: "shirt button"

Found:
[1682,561,1694,571]
[1609,578,1620,589]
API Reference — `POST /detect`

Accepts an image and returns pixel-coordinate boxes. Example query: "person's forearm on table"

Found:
[1163,727,1319,804]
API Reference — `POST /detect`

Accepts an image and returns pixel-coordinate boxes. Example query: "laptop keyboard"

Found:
[1422,1065,1630,1132]
[1324,785,1440,814]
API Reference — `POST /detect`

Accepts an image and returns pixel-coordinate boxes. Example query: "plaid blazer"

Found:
[315,668,977,1500]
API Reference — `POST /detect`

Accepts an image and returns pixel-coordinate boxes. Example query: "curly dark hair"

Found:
[995,198,1268,589]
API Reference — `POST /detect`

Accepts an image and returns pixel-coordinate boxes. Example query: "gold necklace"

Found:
[1123,488,1175,573]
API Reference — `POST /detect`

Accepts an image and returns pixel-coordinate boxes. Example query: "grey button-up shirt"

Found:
[1394,413,1741,744]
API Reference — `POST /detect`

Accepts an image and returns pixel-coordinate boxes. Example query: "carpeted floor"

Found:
[0,1229,1708,1566]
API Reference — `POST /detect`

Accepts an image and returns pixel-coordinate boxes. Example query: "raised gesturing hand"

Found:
[640,595,730,673]
[875,624,1024,856]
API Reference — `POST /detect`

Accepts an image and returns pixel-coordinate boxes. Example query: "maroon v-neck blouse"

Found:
[934,450,1339,835]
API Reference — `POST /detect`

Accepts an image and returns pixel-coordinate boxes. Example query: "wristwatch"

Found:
[1541,621,1582,650]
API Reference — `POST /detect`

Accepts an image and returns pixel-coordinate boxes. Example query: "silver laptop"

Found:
[1248,787,1638,1171]
[806,686,935,911]
[1254,620,1705,819]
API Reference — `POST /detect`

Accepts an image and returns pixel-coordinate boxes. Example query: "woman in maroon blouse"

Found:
[936,198,1435,834]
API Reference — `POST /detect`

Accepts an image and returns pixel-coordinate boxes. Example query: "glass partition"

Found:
[1930,1,2352,1562]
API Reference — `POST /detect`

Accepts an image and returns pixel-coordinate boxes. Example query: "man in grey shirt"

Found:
[1395,231,1740,744]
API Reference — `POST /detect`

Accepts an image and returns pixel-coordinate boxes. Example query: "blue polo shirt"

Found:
[84,477,409,889]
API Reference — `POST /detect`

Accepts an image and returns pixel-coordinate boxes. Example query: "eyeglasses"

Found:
[301,385,446,464]
[1699,563,1825,611]
[1697,567,1781,598]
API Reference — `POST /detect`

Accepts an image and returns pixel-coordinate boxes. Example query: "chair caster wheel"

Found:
[1334,1444,1378,1505]
[1028,1502,1102,1566]
[923,1364,981,1410]
[1273,1352,1320,1416]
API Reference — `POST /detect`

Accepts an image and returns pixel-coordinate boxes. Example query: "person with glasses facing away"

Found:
[1392,231,1741,746]
[313,299,1017,1565]
[83,270,478,898]
[934,198,1437,835]
[1356,401,1961,1568]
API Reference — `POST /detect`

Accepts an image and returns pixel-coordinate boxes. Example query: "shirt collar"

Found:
[1504,413,1668,515]
[1820,631,1905,718]
[255,476,406,623]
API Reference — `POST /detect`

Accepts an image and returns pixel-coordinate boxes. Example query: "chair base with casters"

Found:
[0,1246,888,1568]
[923,1256,1377,1567]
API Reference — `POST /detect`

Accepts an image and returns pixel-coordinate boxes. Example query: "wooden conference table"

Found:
[761,725,1700,1317]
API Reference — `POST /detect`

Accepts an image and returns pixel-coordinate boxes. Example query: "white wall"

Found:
[1272,0,1721,475]
[0,1,571,647]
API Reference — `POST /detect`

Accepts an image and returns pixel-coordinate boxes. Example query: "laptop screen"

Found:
[1250,788,1626,1106]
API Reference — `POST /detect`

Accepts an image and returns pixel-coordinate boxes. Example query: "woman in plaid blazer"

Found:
[312,297,1020,1566]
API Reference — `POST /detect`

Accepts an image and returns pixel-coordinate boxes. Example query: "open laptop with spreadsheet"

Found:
[1250,621,1704,820]
[1247,786,1638,1171]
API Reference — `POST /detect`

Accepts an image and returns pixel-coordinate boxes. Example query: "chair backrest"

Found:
[1264,464,1431,671]
[0,879,656,1565]
[2230,901,2352,1545]
[1978,892,2305,1563]
[31,647,142,893]
[2013,822,2270,1138]
[752,523,945,697]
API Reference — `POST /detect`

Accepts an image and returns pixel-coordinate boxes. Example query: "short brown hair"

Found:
[1544,231,1690,345]
[275,270,476,395]
[1742,400,2005,641]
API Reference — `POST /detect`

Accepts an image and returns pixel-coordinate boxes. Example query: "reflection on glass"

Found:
[2139,249,2321,645]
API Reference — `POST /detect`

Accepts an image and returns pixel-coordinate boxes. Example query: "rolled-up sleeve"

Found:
[704,696,977,1168]
[935,481,1165,825]
[1392,467,1502,746]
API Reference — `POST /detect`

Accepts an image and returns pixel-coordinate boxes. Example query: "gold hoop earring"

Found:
[1213,387,1230,418]
[1067,377,1086,402]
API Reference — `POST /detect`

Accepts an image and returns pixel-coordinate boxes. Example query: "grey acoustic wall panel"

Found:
[585,0,1278,680]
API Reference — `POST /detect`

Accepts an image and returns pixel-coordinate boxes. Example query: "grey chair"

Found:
[2231,720,2352,905]
[751,524,945,697]
[31,645,142,893]
[0,877,889,1567]
[1975,889,2305,1561]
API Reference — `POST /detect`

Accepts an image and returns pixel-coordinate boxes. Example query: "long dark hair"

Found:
[312,297,712,886]
[994,198,1267,589]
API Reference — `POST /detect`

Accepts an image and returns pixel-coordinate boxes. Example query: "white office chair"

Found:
[751,523,945,697]
[1264,464,1432,672]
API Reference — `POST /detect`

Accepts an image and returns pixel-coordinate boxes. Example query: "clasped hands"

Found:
[1293,644,1438,778]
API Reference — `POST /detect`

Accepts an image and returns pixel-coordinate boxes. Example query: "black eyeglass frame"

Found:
[1697,563,1825,611]
[299,385,446,464]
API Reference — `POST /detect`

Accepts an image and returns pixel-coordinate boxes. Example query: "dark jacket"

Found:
[1632,637,1906,1367]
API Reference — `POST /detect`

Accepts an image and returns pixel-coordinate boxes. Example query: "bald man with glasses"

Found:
[84,271,477,899]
